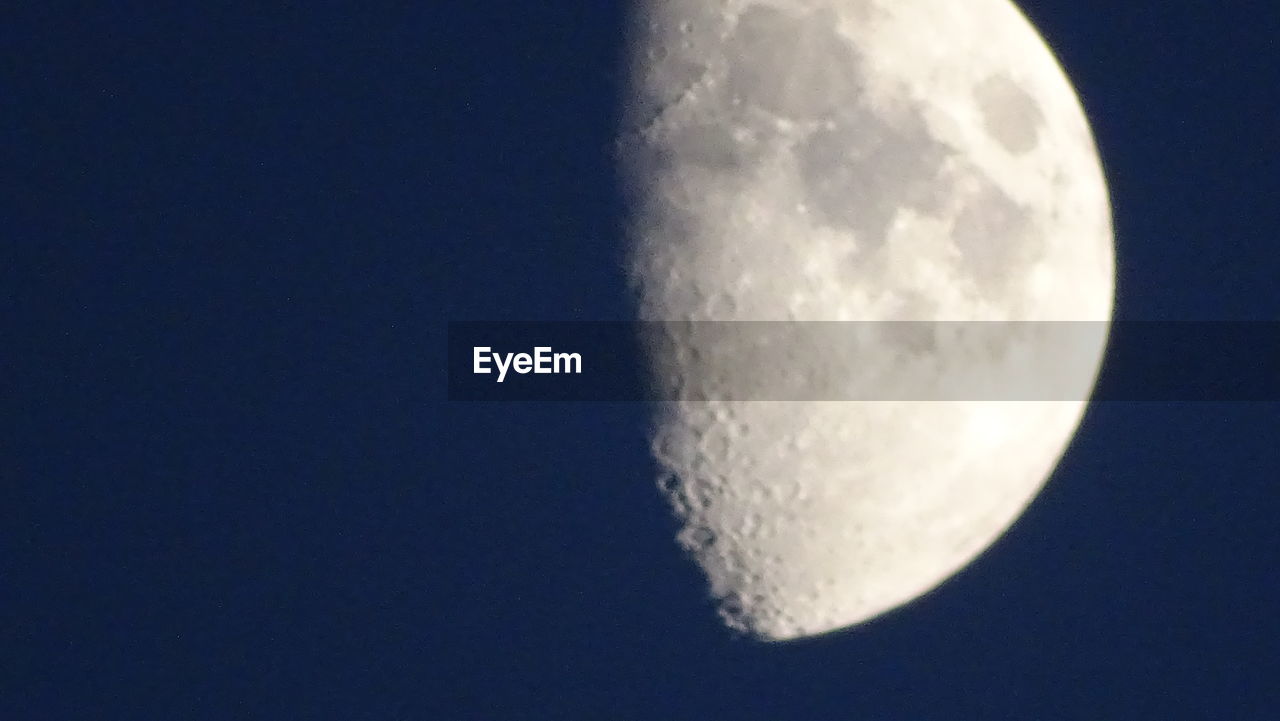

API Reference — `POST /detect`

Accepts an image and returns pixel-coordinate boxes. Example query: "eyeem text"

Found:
[473,346,582,383]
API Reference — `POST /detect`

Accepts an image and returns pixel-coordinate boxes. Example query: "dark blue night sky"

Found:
[6,1,1279,719]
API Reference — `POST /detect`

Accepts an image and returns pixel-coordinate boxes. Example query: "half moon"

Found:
[618,0,1114,640]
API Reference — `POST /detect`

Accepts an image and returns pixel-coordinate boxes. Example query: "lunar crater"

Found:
[795,107,952,249]
[974,73,1046,154]
[950,177,1040,288]
[724,5,863,120]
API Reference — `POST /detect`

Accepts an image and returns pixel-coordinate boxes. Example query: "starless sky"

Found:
[6,1,1280,719]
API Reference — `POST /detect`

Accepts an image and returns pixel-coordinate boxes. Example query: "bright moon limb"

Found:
[619,0,1114,640]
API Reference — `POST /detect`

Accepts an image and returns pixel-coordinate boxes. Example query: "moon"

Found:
[618,0,1115,640]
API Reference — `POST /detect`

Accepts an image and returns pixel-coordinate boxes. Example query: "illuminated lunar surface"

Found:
[619,0,1115,640]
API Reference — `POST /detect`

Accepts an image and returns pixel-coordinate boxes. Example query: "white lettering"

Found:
[512,353,532,374]
[473,347,491,375]
[493,351,513,382]
[474,346,581,382]
[554,352,581,374]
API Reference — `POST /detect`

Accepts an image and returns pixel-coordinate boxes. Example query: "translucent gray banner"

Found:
[447,321,1280,401]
